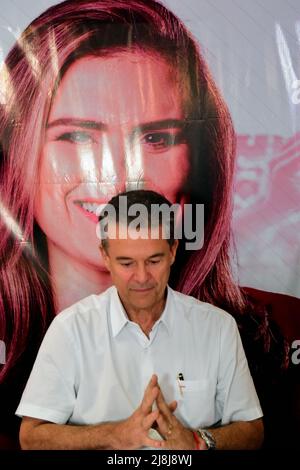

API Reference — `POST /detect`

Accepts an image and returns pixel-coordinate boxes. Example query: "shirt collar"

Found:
[155,286,174,335]
[110,285,174,338]
[110,286,129,337]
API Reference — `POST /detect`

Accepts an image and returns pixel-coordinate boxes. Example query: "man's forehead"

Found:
[104,227,171,256]
[105,223,167,242]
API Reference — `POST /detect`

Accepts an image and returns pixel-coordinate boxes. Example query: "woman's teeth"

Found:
[80,202,100,215]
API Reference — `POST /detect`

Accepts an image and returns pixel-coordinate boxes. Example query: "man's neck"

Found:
[48,242,112,313]
[120,294,167,337]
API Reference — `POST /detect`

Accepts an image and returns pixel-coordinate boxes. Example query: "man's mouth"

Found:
[130,286,155,292]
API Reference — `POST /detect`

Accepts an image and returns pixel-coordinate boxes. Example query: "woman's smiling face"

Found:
[34,51,190,269]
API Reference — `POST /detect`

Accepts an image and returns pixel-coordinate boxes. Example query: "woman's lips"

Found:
[73,200,106,223]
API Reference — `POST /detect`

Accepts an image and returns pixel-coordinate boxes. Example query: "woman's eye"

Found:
[142,131,182,150]
[56,131,94,144]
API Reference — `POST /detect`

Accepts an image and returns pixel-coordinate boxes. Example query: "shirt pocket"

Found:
[179,379,208,392]
[175,378,215,429]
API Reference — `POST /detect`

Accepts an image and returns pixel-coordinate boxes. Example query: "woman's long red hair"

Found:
[0,0,248,382]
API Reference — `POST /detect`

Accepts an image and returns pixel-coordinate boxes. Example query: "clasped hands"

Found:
[115,374,202,450]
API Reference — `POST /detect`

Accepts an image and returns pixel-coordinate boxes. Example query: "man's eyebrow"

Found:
[148,252,165,258]
[115,253,165,261]
[47,118,107,131]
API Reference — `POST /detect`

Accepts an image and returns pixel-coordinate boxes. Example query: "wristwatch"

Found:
[196,429,216,450]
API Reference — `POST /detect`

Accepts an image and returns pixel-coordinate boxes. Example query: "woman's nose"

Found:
[99,133,127,192]
[124,139,146,191]
[99,132,147,192]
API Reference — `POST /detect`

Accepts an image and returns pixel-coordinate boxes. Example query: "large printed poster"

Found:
[0,0,299,449]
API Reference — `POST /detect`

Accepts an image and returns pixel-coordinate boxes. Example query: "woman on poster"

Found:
[0,0,297,448]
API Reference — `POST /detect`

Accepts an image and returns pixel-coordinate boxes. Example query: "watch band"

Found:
[196,429,216,450]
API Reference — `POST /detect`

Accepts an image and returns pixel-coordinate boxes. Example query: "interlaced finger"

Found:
[140,375,159,415]
[156,412,173,439]
[142,409,159,432]
[156,388,174,422]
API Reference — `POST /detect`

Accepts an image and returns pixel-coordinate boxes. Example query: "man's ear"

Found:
[170,239,179,265]
[99,244,110,271]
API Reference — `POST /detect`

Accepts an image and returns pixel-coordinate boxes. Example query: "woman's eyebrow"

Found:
[47,117,185,133]
[47,118,107,131]
[133,119,185,134]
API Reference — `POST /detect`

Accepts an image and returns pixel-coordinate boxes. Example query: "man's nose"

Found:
[133,264,150,284]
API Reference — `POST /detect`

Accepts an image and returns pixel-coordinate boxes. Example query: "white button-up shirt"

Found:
[16,286,262,430]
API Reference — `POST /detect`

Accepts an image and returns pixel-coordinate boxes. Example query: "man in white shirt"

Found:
[17,190,263,450]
